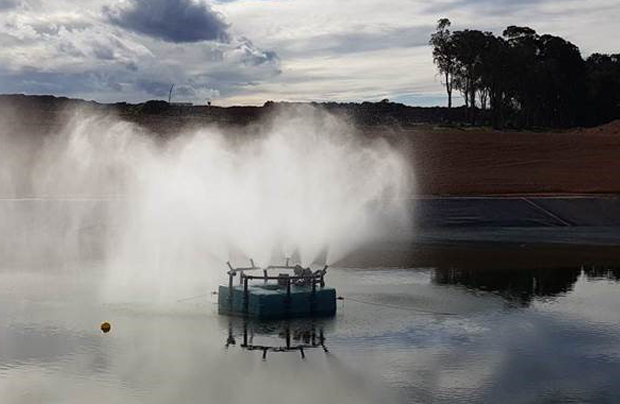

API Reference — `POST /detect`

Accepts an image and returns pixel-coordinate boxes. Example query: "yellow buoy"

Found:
[100,322,111,333]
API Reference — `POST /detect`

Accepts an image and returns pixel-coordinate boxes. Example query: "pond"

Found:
[2,263,620,403]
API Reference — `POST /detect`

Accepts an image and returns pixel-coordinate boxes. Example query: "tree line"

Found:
[430,19,620,128]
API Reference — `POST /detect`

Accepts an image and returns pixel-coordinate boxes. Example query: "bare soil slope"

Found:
[3,95,620,196]
[397,122,620,195]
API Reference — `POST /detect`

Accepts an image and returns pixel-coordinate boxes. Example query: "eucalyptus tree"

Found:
[450,29,489,122]
[430,18,457,109]
[429,20,619,127]
[586,53,620,125]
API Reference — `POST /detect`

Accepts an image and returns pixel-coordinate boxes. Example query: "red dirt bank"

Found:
[395,121,620,195]
[3,95,620,196]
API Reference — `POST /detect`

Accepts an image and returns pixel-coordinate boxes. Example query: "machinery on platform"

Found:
[218,258,337,319]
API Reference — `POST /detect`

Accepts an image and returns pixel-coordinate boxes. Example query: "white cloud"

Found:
[0,0,280,103]
[0,0,618,105]
[220,0,619,105]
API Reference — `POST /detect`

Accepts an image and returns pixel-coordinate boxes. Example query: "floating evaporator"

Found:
[218,258,337,319]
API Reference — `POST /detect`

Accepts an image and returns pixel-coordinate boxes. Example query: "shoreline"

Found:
[342,239,620,270]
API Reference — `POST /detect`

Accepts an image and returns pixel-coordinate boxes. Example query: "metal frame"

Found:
[225,259,329,314]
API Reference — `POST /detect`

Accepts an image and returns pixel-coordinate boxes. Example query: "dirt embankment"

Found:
[392,122,620,195]
[583,120,620,135]
[3,94,620,196]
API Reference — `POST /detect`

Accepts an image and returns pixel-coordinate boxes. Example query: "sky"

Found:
[0,0,618,106]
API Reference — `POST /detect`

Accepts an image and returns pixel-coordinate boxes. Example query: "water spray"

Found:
[0,106,411,305]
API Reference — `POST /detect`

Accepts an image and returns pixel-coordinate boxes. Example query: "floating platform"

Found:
[218,284,337,319]
[218,259,337,319]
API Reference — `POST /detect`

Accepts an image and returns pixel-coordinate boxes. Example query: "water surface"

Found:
[2,264,620,403]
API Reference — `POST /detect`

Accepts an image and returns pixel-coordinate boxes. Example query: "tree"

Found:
[585,53,620,125]
[477,33,511,127]
[502,26,540,127]
[430,19,457,109]
[536,34,586,127]
[429,21,619,128]
[502,28,586,127]
[450,29,489,123]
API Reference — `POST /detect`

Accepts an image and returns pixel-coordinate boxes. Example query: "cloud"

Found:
[272,25,433,58]
[0,0,21,12]
[0,2,279,103]
[135,79,173,97]
[0,69,124,95]
[423,0,550,15]
[104,0,230,43]
[230,36,279,66]
[1,0,618,106]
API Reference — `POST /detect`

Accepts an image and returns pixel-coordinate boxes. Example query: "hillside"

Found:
[2,94,620,196]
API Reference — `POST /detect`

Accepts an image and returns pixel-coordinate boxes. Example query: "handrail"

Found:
[226,260,328,274]
[243,274,325,281]
[225,259,329,314]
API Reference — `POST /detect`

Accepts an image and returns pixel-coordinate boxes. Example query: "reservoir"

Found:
[2,259,619,403]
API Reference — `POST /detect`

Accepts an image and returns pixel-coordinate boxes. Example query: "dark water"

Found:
[2,264,620,403]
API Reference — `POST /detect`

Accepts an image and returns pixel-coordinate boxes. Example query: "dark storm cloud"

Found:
[104,0,230,43]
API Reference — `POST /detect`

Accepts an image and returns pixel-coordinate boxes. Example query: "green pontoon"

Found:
[218,259,337,319]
